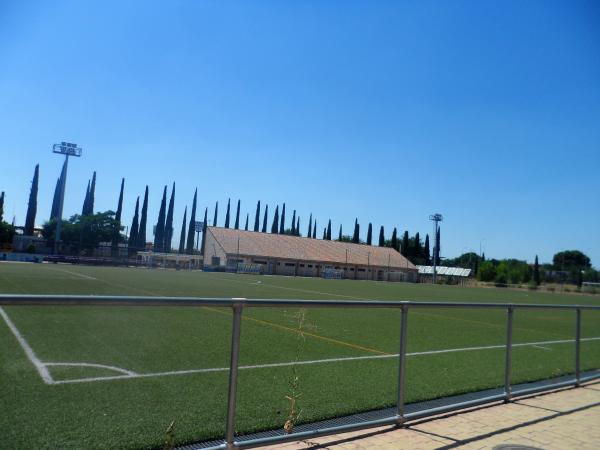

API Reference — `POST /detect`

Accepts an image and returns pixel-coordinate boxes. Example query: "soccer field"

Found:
[1,263,600,449]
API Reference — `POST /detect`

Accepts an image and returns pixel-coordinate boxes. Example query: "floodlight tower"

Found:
[429,213,443,284]
[52,142,82,254]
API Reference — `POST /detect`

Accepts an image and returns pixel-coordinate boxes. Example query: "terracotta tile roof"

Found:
[207,227,416,270]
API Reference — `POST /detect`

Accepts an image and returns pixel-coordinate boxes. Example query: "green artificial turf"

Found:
[0,263,599,449]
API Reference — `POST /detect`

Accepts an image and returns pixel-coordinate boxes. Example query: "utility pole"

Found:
[429,213,443,284]
[52,142,82,254]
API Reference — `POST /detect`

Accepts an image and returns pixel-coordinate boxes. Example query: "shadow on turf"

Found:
[297,381,600,449]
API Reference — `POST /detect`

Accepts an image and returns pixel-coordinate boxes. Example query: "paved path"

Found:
[267,382,600,450]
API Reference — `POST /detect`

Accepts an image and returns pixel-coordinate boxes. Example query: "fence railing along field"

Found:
[1,294,599,450]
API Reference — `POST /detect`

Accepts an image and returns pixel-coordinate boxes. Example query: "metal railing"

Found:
[1,294,600,449]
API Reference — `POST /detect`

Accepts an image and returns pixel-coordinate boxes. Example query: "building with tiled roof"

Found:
[203,227,417,281]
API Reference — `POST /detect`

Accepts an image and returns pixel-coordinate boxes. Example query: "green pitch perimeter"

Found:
[1,263,599,449]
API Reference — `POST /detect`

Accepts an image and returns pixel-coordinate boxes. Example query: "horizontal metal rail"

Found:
[1,293,599,450]
[1,294,600,310]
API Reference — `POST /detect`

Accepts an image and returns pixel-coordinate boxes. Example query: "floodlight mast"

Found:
[52,142,82,254]
[429,213,443,284]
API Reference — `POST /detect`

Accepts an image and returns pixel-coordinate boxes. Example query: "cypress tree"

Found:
[129,197,140,254]
[322,227,327,239]
[313,220,317,239]
[280,203,286,234]
[24,164,39,235]
[271,206,279,233]
[366,223,372,245]
[0,191,4,222]
[213,201,218,227]
[402,230,409,255]
[391,228,398,250]
[137,186,149,250]
[200,207,208,254]
[88,171,96,215]
[379,226,385,246]
[338,224,342,241]
[234,199,240,229]
[111,178,125,254]
[307,214,313,238]
[414,232,421,260]
[224,198,231,228]
[244,213,249,231]
[352,219,359,243]
[154,186,167,253]
[326,220,332,240]
[254,201,260,231]
[424,234,431,265]
[186,189,197,254]
[164,183,175,252]
[533,255,540,286]
[82,180,90,215]
[179,207,187,253]
[296,217,300,236]
[291,210,296,235]
[262,204,268,232]
[435,227,441,265]
[50,178,60,220]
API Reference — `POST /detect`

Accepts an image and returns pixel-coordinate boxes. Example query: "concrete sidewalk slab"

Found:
[265,382,600,450]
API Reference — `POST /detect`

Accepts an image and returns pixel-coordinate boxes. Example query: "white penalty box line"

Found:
[1,306,600,385]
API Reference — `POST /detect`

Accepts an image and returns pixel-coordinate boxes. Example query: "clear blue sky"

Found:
[1,0,599,266]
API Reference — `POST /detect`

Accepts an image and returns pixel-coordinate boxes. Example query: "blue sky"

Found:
[1,0,599,265]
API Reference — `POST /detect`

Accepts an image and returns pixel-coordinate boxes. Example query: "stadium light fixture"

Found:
[429,213,443,284]
[52,142,82,254]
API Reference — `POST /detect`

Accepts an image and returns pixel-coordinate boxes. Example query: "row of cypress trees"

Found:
[17,163,440,263]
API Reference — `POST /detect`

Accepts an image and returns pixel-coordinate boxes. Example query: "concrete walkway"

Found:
[267,382,600,450]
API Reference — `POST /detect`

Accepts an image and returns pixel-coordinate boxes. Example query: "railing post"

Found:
[226,302,243,449]
[576,308,581,386]
[397,304,408,424]
[504,306,513,402]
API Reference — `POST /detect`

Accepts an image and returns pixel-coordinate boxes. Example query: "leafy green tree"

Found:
[111,178,125,256]
[271,205,279,233]
[378,226,385,246]
[128,197,139,254]
[179,207,187,253]
[280,203,286,234]
[224,198,231,228]
[164,183,175,252]
[43,211,119,255]
[154,186,167,252]
[186,189,197,254]
[326,220,332,240]
[0,221,15,245]
[414,232,421,259]
[262,204,268,233]
[254,201,260,231]
[234,199,240,229]
[137,186,149,250]
[552,250,591,270]
[478,261,496,281]
[366,223,372,245]
[402,231,409,256]
[24,164,39,235]
[213,201,218,227]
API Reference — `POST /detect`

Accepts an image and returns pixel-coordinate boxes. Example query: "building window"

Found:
[285,263,295,267]
[299,264,305,267]
[254,260,267,264]
[358,268,365,272]
[211,256,220,266]
[308,264,313,268]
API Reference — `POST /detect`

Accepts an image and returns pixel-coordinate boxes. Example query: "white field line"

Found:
[0,306,54,384]
[45,362,138,376]
[48,267,98,280]
[49,336,600,385]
